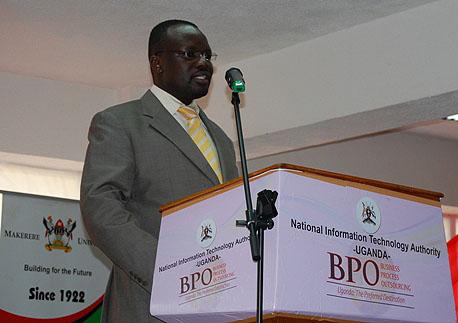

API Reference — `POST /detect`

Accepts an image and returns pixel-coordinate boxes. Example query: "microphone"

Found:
[225,67,246,93]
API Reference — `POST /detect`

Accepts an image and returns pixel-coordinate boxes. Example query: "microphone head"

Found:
[225,67,246,93]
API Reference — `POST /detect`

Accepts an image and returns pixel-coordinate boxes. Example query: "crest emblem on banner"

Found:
[356,197,381,234]
[42,215,76,252]
[197,219,216,248]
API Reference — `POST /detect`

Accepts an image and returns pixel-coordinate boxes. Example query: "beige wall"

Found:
[0,72,116,161]
[248,131,458,206]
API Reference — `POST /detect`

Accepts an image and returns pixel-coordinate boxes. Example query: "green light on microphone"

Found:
[232,80,246,93]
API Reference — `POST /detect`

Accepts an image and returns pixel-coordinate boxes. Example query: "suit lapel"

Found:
[140,91,219,185]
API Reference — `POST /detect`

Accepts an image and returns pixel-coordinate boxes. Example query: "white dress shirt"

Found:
[149,85,220,164]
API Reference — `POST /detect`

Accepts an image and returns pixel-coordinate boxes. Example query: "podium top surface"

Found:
[160,163,443,215]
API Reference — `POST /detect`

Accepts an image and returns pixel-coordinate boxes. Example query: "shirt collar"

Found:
[150,85,200,115]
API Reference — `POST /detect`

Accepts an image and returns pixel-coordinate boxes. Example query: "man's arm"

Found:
[80,110,156,292]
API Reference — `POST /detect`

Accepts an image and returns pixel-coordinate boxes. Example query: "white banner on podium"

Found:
[150,168,455,323]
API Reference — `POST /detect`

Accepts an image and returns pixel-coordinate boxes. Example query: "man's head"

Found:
[149,20,214,105]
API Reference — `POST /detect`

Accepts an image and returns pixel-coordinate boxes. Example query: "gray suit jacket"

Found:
[80,90,238,322]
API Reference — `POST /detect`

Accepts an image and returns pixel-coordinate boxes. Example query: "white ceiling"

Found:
[0,0,438,89]
[1,0,457,212]
[1,0,457,156]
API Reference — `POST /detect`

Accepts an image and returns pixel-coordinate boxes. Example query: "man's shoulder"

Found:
[98,90,159,116]
[100,97,142,117]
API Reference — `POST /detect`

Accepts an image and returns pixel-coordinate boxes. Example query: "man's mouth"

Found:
[194,75,208,80]
[192,72,211,84]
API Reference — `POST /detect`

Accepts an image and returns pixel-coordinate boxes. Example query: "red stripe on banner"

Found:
[448,235,458,319]
[0,295,103,322]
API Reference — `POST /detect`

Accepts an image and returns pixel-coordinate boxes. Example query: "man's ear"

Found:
[150,55,162,74]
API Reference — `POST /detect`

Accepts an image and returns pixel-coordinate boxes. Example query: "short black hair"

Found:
[148,20,199,61]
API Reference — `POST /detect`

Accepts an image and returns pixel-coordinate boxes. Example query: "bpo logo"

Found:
[356,197,381,234]
[196,218,216,248]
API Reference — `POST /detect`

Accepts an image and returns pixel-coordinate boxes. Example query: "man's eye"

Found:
[202,51,212,60]
[183,50,196,59]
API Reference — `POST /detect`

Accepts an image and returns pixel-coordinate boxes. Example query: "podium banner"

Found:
[150,168,455,323]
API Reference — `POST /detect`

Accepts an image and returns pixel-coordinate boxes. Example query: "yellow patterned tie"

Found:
[178,106,223,183]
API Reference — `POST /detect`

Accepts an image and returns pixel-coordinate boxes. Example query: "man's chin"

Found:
[192,87,210,100]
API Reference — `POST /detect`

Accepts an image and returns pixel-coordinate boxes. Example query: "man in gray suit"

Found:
[80,20,238,322]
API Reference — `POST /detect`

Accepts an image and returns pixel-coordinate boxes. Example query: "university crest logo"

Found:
[42,215,76,252]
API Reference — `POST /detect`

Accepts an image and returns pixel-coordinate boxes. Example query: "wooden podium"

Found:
[150,164,455,323]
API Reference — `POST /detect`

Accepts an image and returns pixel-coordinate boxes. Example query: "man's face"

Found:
[152,25,213,105]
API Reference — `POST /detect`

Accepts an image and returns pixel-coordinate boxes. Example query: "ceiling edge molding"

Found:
[0,151,83,172]
[241,89,458,160]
